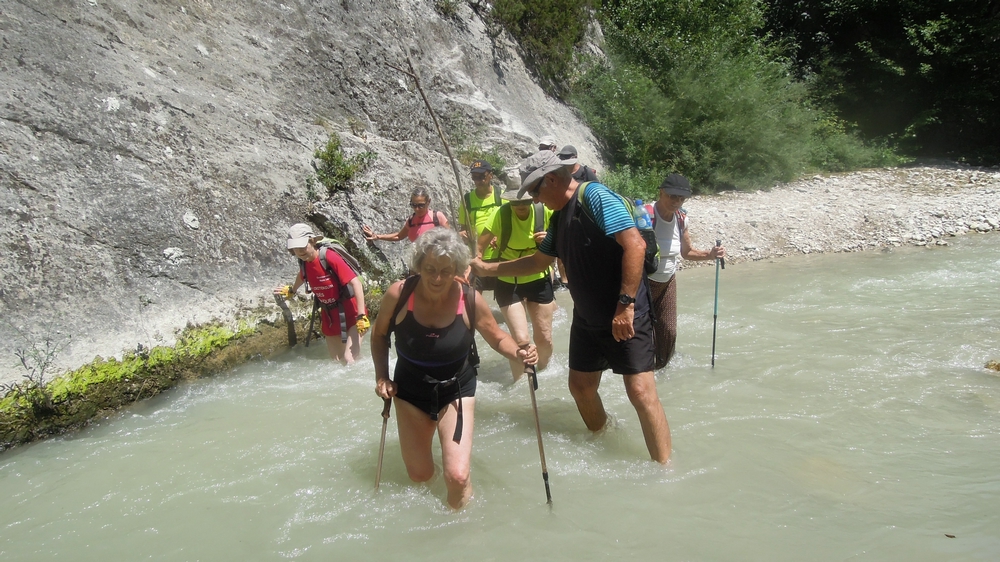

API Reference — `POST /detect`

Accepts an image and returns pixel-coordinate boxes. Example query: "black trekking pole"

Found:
[305,297,319,347]
[711,239,725,367]
[524,364,552,504]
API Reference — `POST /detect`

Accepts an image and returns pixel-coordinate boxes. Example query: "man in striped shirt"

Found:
[471,151,671,464]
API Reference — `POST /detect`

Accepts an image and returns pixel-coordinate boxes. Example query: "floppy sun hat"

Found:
[517,151,576,198]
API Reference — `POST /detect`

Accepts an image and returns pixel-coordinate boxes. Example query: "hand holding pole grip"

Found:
[716,239,725,269]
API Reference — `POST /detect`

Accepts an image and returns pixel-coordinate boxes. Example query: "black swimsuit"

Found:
[393,286,477,442]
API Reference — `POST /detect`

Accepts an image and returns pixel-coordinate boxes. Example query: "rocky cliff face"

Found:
[0,0,603,384]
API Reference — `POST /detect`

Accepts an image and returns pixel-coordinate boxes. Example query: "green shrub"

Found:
[600,165,668,202]
[570,1,901,191]
[434,0,462,19]
[312,133,377,195]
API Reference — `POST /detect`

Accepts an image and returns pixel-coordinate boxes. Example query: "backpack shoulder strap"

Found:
[462,282,480,368]
[576,181,633,225]
[575,181,595,224]
[386,275,421,341]
[492,186,502,207]
[407,212,417,228]
[676,208,686,232]
[532,203,544,233]
[432,210,441,227]
[497,204,513,255]
[298,260,311,293]
[317,246,339,285]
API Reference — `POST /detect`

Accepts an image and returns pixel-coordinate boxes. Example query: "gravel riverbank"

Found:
[679,165,1000,266]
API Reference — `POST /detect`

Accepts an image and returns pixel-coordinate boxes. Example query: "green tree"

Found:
[763,0,1000,162]
[571,0,890,190]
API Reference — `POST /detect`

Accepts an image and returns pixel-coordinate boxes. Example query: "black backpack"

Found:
[576,182,659,275]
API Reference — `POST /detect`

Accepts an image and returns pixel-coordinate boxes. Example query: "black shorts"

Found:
[473,275,496,293]
[394,364,477,420]
[494,277,555,308]
[568,312,655,375]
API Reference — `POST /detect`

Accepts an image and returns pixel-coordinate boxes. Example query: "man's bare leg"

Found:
[567,369,607,431]
[623,371,671,463]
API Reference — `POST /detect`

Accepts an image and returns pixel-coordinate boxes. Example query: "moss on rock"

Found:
[0,316,307,452]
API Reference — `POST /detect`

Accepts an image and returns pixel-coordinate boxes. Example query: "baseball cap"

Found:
[470,160,493,173]
[659,173,692,196]
[557,145,578,160]
[538,135,557,149]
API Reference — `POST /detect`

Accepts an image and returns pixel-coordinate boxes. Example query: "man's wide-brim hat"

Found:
[517,150,576,198]
[660,173,692,197]
[287,223,319,249]
[501,188,533,202]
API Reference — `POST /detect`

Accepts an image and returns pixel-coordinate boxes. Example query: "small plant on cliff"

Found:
[434,0,462,19]
[1,331,70,416]
[311,133,377,195]
[457,145,508,180]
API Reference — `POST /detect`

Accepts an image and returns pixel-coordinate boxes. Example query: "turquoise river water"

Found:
[1,235,999,561]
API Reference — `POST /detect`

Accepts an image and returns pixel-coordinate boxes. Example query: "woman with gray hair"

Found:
[371,227,537,510]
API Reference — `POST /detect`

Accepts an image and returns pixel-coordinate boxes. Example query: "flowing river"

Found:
[2,235,999,561]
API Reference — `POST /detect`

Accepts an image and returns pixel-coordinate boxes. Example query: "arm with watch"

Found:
[612,227,646,342]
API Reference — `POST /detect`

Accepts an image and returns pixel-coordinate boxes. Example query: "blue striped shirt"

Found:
[539,183,635,257]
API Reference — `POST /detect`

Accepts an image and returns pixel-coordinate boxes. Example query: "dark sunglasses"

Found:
[527,176,546,197]
[410,202,428,209]
[471,172,489,181]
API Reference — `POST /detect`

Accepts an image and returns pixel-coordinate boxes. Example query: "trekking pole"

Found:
[305,297,319,347]
[524,364,552,504]
[711,239,724,367]
[273,293,297,347]
[375,397,392,492]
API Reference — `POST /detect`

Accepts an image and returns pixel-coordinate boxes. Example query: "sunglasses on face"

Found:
[527,177,544,198]
[471,173,488,181]
[410,202,428,209]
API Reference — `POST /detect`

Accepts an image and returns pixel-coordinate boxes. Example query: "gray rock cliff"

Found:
[0,0,603,384]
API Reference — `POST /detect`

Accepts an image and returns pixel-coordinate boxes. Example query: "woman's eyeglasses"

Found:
[410,202,428,209]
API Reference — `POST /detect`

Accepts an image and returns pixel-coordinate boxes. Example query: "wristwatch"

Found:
[618,293,636,306]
